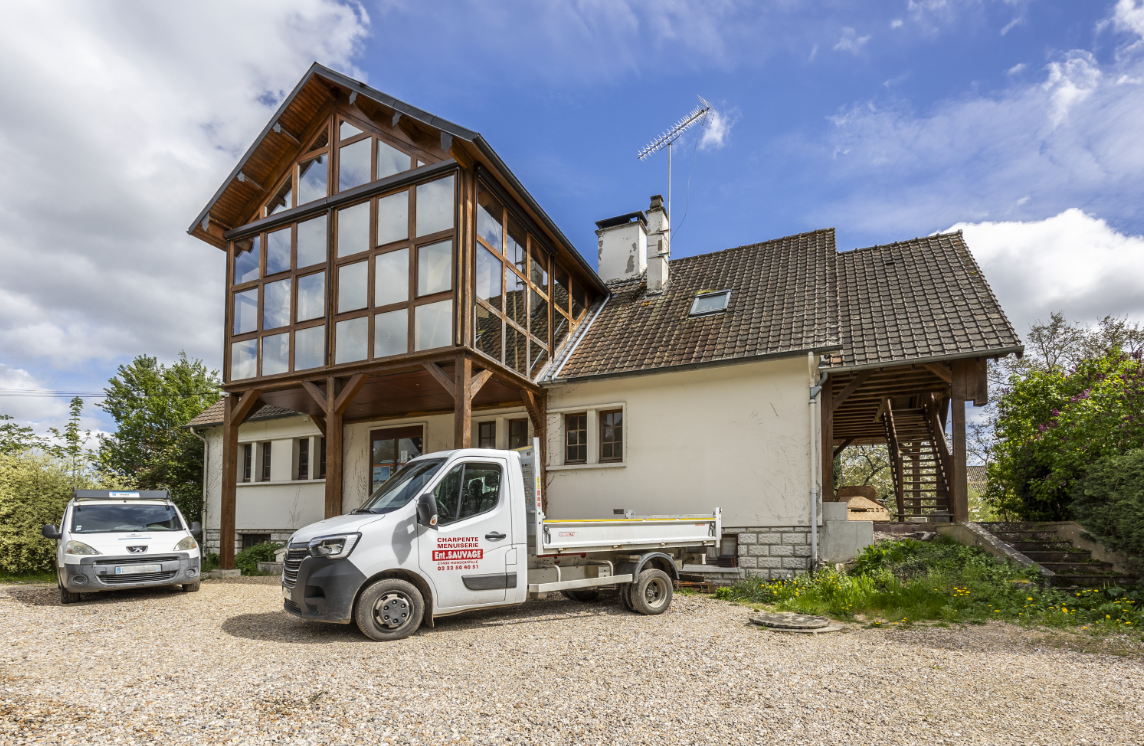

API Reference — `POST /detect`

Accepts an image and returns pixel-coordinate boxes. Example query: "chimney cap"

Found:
[595,211,648,230]
[649,195,665,210]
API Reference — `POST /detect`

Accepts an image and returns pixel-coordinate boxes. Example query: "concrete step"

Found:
[994,531,1061,543]
[1051,573,1134,588]
[1039,560,1115,574]
[1023,550,1093,562]
[1012,540,1075,552]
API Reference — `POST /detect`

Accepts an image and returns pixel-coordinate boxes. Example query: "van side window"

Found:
[433,462,502,526]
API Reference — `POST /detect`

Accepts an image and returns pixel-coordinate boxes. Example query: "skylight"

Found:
[689,290,731,317]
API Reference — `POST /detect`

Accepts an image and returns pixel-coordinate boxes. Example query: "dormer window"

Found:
[690,290,731,317]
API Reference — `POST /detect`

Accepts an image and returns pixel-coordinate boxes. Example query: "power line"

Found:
[0,389,106,398]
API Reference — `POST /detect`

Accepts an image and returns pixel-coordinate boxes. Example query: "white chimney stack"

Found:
[595,211,647,283]
[646,194,670,294]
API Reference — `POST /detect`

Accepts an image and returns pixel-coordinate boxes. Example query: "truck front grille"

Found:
[99,571,178,585]
[283,548,308,588]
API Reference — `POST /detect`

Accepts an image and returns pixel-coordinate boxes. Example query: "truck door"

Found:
[418,458,513,608]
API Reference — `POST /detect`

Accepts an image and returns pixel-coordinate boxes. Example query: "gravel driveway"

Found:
[2,578,1142,745]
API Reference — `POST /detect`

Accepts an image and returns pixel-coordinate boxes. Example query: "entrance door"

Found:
[370,426,424,494]
[418,457,514,609]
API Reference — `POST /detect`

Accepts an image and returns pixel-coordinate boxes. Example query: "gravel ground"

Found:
[2,579,1142,745]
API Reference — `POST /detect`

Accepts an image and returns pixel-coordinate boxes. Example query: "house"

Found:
[185,64,1022,576]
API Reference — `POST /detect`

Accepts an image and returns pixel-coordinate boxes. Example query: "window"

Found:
[242,534,271,551]
[242,443,252,483]
[689,290,731,317]
[261,442,272,481]
[298,438,310,480]
[433,462,502,527]
[600,410,623,462]
[508,419,529,449]
[319,437,327,479]
[478,421,496,449]
[370,427,424,494]
[565,413,587,464]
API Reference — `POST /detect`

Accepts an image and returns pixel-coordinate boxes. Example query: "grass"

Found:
[0,569,56,585]
[714,537,1143,638]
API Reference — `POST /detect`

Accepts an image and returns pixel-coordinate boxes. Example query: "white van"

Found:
[42,490,202,604]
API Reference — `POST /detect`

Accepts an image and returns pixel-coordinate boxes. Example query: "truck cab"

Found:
[42,490,203,604]
[283,443,718,640]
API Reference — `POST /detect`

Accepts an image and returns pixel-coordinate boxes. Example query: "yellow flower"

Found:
[1027,597,1033,601]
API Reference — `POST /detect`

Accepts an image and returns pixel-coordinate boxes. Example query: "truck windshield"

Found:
[359,458,446,514]
[71,504,184,533]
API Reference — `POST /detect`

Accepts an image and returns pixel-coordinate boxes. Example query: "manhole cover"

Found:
[749,612,831,630]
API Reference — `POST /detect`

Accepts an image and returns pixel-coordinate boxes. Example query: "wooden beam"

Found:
[273,121,300,144]
[310,414,327,438]
[333,373,368,415]
[950,360,970,523]
[469,368,493,399]
[872,399,887,424]
[324,375,344,519]
[883,400,906,521]
[833,437,855,459]
[831,369,874,413]
[821,374,834,499]
[219,396,239,570]
[229,389,263,426]
[453,355,472,448]
[973,357,989,406]
[423,362,456,401]
[237,172,264,192]
[922,363,952,384]
[301,380,328,410]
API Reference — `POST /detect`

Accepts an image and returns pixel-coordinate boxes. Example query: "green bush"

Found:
[0,453,83,574]
[1072,449,1144,575]
[234,542,283,576]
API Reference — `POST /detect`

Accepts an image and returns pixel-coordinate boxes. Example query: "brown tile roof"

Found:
[552,229,840,379]
[834,231,1022,369]
[184,400,302,429]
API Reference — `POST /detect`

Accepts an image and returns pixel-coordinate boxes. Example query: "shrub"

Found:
[1072,449,1144,575]
[234,541,283,576]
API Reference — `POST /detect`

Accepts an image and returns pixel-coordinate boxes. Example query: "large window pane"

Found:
[231,339,257,380]
[476,188,503,250]
[262,333,289,376]
[295,326,325,370]
[267,178,292,215]
[530,244,548,288]
[374,308,408,357]
[415,300,452,351]
[375,249,408,307]
[417,240,452,296]
[233,236,260,285]
[339,119,362,140]
[337,202,370,257]
[505,324,527,374]
[416,176,454,237]
[296,271,325,321]
[233,289,258,334]
[529,341,547,378]
[506,271,527,330]
[297,154,328,206]
[474,304,502,362]
[529,292,548,342]
[267,227,291,275]
[475,245,502,311]
[335,317,368,364]
[377,140,410,180]
[263,278,291,330]
[376,191,408,246]
[507,217,526,274]
[338,261,368,312]
[554,266,571,314]
[308,131,328,152]
[339,138,371,192]
[297,215,327,268]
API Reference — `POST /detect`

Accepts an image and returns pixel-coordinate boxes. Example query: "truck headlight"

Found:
[308,533,360,559]
[175,536,198,551]
[65,540,100,556]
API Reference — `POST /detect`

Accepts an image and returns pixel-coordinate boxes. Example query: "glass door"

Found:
[370,426,425,494]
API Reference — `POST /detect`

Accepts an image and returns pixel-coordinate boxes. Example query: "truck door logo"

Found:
[432,548,484,561]
[433,537,483,571]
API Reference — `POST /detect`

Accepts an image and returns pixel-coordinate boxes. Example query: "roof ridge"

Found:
[667,227,836,266]
[843,230,964,255]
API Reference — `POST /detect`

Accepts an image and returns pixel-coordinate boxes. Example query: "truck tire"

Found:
[618,583,635,612]
[630,569,673,615]
[60,587,82,605]
[180,582,201,593]
[562,589,600,603]
[354,578,424,641]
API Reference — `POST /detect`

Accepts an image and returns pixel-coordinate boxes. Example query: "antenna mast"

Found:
[637,96,711,222]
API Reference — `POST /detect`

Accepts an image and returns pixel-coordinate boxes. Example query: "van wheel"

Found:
[180,582,201,593]
[355,579,424,641]
[60,587,82,605]
[562,589,600,603]
[630,569,673,615]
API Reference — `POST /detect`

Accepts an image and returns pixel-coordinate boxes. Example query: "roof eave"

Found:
[825,345,1026,374]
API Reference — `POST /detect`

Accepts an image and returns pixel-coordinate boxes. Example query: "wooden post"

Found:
[220,396,239,570]
[454,354,472,448]
[324,376,343,519]
[909,442,921,514]
[950,359,970,523]
[520,388,548,511]
[821,376,834,499]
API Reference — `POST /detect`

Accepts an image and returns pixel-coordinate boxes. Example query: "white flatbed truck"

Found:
[283,440,720,640]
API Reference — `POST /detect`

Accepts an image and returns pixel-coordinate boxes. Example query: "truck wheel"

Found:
[355,579,424,641]
[60,587,82,605]
[630,569,673,615]
[562,589,600,603]
[618,583,635,612]
[180,582,201,593]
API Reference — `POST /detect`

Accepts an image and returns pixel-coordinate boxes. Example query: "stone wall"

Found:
[728,526,813,579]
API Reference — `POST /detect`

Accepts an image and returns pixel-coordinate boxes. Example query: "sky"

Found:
[2,0,1144,435]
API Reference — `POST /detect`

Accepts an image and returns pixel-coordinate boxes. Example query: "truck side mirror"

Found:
[189,521,202,536]
[42,524,60,540]
[416,494,438,529]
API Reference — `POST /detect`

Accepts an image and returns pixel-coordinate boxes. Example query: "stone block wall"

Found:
[203,529,296,557]
[729,527,813,579]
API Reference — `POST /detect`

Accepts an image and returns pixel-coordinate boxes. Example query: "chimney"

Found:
[646,195,670,294]
[595,211,648,282]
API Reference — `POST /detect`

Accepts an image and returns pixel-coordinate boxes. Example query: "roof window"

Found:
[689,290,731,317]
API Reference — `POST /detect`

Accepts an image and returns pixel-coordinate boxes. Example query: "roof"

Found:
[833,232,1022,369]
[550,229,841,380]
[184,400,302,429]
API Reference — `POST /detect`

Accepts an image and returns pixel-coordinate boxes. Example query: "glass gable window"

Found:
[297,154,328,206]
[416,176,454,236]
[339,137,371,192]
[335,317,368,364]
[234,237,260,284]
[262,333,290,376]
[297,272,325,321]
[337,202,370,257]
[376,191,408,246]
[233,289,258,335]
[295,326,325,370]
[338,261,368,312]
[266,228,291,275]
[231,339,257,380]
[377,140,411,180]
[296,215,326,268]
[374,308,408,357]
[263,278,291,330]
[375,249,408,307]
[416,300,452,351]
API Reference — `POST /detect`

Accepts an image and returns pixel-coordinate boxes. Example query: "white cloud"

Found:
[0,364,69,427]
[949,209,1144,335]
[0,1,370,378]
[834,27,871,54]
[891,19,904,29]
[1000,16,1024,36]
[1006,62,1026,75]
[699,107,737,151]
[1043,51,1102,126]
[1113,0,1144,38]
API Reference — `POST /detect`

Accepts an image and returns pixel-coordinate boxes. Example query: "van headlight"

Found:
[308,533,360,559]
[65,540,100,556]
[175,536,198,551]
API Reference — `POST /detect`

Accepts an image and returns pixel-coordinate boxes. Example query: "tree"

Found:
[97,353,219,522]
[0,414,38,455]
[837,445,895,513]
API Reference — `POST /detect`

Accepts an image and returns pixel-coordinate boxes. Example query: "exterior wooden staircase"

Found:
[882,395,952,520]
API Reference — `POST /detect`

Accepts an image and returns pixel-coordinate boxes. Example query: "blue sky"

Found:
[2,0,1144,435]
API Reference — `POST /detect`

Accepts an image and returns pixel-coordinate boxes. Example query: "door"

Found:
[418,458,514,609]
[370,426,424,494]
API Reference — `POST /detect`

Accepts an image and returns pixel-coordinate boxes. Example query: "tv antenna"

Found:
[637,95,711,223]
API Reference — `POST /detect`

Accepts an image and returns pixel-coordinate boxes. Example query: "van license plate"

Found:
[116,564,161,575]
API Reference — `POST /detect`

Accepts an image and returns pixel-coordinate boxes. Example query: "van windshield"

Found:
[359,458,445,514]
[71,503,184,533]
